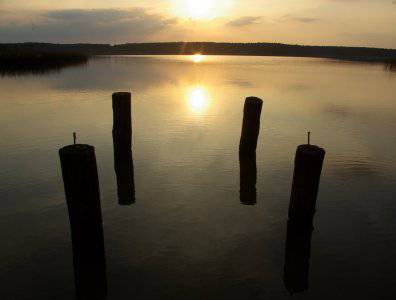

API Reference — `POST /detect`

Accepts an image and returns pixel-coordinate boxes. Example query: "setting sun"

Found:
[172,0,232,20]
[186,0,212,19]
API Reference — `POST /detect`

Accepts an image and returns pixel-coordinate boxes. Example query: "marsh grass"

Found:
[0,52,89,76]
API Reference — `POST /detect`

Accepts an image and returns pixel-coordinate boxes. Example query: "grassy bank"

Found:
[0,52,89,75]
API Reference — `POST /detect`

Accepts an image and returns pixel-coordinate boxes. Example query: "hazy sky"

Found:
[1,0,396,48]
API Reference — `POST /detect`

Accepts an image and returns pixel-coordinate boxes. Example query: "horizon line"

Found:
[1,41,396,51]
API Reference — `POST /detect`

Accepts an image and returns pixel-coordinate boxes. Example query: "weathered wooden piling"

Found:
[239,97,263,153]
[288,142,325,223]
[59,144,107,300]
[283,220,314,294]
[239,152,257,205]
[112,92,135,205]
[112,92,132,150]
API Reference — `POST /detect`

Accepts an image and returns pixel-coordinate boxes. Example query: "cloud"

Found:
[291,17,318,23]
[0,8,178,43]
[279,14,319,23]
[226,16,262,27]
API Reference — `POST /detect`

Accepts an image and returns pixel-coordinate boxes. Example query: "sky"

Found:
[1,0,396,48]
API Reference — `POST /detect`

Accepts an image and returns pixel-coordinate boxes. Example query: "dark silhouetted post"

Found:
[59,144,107,300]
[284,136,323,294]
[239,97,263,154]
[283,220,314,294]
[112,92,132,149]
[288,140,325,223]
[239,152,257,205]
[112,92,135,205]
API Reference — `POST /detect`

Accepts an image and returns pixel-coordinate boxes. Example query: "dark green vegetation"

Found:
[1,42,396,62]
[0,51,88,76]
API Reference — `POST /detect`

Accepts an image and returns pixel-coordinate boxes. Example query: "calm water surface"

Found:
[1,55,396,299]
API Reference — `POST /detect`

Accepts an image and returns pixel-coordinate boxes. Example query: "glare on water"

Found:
[187,85,210,113]
[191,54,205,63]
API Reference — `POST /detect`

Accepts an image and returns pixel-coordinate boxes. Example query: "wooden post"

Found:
[283,220,314,294]
[239,152,257,205]
[289,143,325,223]
[239,97,263,154]
[59,144,107,300]
[112,92,132,150]
[112,92,135,205]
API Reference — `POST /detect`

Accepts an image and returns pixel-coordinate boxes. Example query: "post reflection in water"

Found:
[283,220,314,294]
[239,152,257,205]
[187,85,210,114]
[69,212,108,300]
[114,143,136,205]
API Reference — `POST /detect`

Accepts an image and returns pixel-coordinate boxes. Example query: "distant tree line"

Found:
[1,42,396,62]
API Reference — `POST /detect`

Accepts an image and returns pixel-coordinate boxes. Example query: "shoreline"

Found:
[1,42,396,64]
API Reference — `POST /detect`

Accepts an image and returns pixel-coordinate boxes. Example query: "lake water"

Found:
[0,55,396,299]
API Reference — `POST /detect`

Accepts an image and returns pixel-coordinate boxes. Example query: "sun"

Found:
[186,0,213,19]
[172,0,232,20]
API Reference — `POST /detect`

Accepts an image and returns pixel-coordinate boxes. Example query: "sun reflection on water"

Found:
[192,54,205,63]
[187,86,210,113]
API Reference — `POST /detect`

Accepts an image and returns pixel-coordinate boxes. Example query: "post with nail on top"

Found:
[288,135,326,223]
[59,144,107,299]
[239,97,263,154]
[112,92,135,205]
